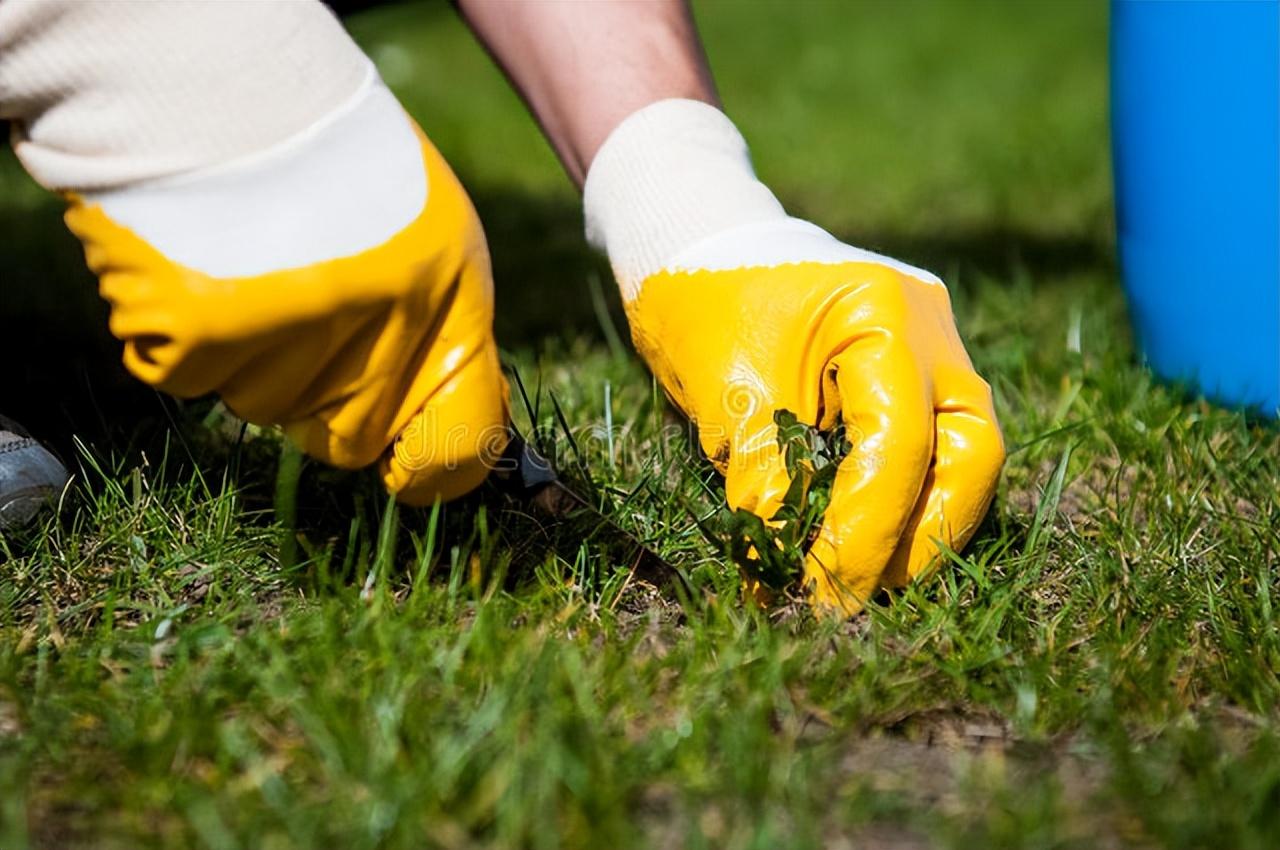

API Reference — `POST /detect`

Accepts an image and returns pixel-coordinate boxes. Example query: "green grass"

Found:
[2,1,1279,847]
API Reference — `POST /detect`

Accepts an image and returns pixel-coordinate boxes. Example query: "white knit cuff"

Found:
[83,72,427,279]
[582,99,789,301]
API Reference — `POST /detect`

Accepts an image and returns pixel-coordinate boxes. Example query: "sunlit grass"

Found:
[2,1,1278,848]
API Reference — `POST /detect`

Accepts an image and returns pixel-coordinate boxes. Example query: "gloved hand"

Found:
[585,100,1004,615]
[63,78,508,504]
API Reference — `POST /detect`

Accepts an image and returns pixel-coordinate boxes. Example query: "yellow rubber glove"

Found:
[63,91,507,505]
[585,100,1004,615]
[628,230,1005,613]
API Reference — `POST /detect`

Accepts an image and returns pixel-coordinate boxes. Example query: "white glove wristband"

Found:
[583,99,789,300]
[583,99,941,300]
[0,1,429,281]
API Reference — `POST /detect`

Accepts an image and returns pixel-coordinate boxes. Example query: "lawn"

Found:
[2,1,1279,848]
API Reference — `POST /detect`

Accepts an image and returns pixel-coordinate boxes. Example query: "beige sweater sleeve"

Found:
[0,0,369,191]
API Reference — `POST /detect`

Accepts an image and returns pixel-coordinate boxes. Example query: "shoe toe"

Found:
[0,437,70,530]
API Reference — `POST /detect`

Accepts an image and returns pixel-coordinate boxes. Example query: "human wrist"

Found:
[582,98,788,299]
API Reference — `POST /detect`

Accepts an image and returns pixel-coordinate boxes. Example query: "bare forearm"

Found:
[456,0,719,187]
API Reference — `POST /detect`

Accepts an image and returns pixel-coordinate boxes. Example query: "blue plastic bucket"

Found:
[1111,0,1279,416]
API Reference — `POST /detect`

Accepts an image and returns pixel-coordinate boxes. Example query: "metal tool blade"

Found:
[489,430,689,595]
